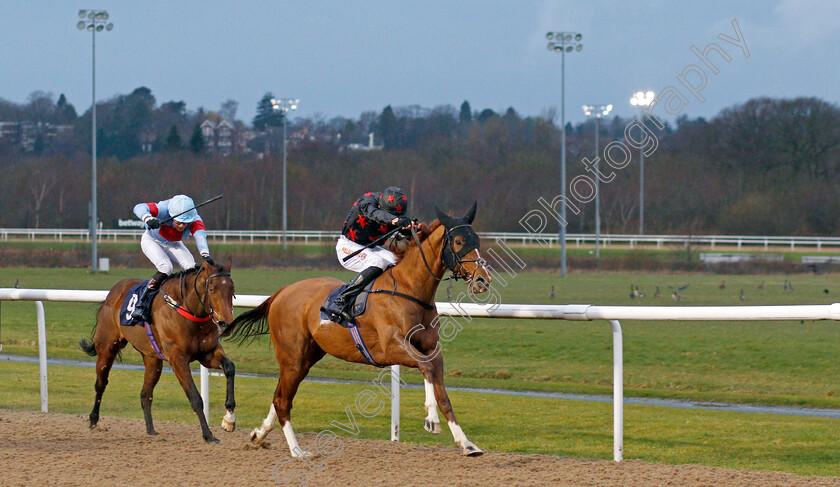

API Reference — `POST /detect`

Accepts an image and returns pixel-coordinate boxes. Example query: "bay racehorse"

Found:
[224,203,491,456]
[79,258,237,443]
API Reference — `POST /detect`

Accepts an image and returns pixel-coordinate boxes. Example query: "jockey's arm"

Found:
[190,220,211,257]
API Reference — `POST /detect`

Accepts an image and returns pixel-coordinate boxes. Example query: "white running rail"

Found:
[3,287,840,462]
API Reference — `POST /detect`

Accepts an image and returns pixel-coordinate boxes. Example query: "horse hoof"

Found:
[424,419,441,434]
[463,445,484,457]
[206,436,220,444]
[249,429,264,444]
[221,419,235,432]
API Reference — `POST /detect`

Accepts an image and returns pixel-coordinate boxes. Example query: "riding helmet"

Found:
[379,187,408,216]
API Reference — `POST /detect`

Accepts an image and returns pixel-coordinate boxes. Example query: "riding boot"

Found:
[131,271,168,322]
[327,267,384,323]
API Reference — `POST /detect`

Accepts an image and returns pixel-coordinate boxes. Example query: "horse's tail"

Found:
[79,301,106,357]
[222,289,282,346]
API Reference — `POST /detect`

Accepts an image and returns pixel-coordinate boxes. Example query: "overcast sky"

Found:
[1,0,837,125]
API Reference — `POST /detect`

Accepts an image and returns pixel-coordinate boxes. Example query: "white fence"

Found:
[2,287,840,462]
[5,228,840,251]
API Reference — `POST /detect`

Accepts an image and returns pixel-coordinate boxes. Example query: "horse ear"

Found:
[463,201,477,224]
[224,255,233,271]
[435,205,454,227]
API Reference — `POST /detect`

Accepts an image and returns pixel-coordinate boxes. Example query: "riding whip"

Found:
[160,194,224,225]
[341,219,415,262]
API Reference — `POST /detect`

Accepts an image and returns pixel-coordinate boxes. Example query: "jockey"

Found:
[325,186,419,323]
[130,194,214,322]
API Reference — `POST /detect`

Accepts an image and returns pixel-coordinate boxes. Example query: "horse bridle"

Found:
[412,223,485,282]
[179,266,232,326]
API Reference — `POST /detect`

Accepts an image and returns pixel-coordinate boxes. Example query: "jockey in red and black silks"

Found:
[325,187,417,324]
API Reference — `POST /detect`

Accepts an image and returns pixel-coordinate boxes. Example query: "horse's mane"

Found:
[162,264,214,285]
[393,220,442,262]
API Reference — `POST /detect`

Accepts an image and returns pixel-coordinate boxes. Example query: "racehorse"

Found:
[224,203,492,456]
[79,258,237,443]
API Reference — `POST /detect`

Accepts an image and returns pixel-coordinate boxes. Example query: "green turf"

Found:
[2,267,840,475]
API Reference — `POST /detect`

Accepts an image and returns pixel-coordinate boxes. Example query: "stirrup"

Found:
[131,306,148,322]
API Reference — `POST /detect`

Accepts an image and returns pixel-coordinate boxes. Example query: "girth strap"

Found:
[366,289,435,310]
[348,323,383,367]
[144,322,168,362]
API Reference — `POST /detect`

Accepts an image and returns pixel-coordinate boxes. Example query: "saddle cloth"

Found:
[119,280,150,326]
[319,278,377,327]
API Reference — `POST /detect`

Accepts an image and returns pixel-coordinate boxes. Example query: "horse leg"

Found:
[421,355,482,456]
[88,342,119,429]
[252,348,325,458]
[250,385,279,444]
[140,354,163,435]
[169,351,218,443]
[423,378,442,434]
[200,349,236,432]
[391,340,482,456]
[250,378,308,460]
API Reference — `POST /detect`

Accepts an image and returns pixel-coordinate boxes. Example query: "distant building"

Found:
[347,132,383,151]
[200,118,242,156]
[0,121,74,152]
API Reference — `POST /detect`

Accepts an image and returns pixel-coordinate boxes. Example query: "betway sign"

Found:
[115,218,144,228]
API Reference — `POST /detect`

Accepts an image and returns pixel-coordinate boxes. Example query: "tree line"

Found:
[1,89,839,236]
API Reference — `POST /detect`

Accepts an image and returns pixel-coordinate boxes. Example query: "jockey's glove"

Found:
[143,215,161,229]
[202,254,216,267]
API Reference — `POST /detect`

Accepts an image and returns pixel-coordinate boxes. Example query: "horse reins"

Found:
[162,266,231,325]
[411,224,483,283]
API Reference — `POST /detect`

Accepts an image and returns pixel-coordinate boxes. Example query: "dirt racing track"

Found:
[2,410,839,487]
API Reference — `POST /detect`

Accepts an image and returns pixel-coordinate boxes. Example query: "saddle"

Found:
[119,281,152,326]
[319,279,377,327]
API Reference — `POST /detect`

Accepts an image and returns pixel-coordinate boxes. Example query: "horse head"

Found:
[434,202,491,295]
[194,257,236,333]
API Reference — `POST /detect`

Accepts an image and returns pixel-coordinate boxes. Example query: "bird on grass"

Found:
[784,280,794,292]
[629,284,644,299]
[446,282,453,300]
[671,291,685,302]
[549,285,555,299]
[653,286,661,298]
[14,279,20,289]
[739,289,745,301]
[758,281,765,290]
[719,279,726,289]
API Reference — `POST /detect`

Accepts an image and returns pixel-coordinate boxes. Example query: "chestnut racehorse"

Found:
[224,203,491,456]
[79,259,237,443]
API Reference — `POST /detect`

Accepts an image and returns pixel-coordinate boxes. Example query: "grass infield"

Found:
[2,266,840,475]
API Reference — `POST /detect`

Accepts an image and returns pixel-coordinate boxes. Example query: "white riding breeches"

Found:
[141,231,196,274]
[335,236,397,272]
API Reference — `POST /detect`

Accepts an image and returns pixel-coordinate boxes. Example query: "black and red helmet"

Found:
[379,187,408,216]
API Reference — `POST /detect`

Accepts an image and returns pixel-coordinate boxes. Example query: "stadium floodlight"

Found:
[545,31,583,278]
[76,9,113,272]
[630,90,655,235]
[582,104,613,262]
[271,98,300,250]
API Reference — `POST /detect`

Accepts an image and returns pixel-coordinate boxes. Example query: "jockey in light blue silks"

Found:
[130,194,214,322]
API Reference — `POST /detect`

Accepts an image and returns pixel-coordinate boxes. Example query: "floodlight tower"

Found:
[271,98,299,250]
[582,104,613,261]
[630,90,655,235]
[76,9,113,273]
[546,31,582,277]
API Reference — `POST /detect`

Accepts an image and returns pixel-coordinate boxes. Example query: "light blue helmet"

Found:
[169,195,198,223]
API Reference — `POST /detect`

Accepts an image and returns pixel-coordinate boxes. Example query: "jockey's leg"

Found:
[326,266,383,322]
[134,233,173,322]
[131,270,168,322]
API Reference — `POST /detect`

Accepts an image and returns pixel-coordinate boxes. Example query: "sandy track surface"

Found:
[2,410,839,487]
